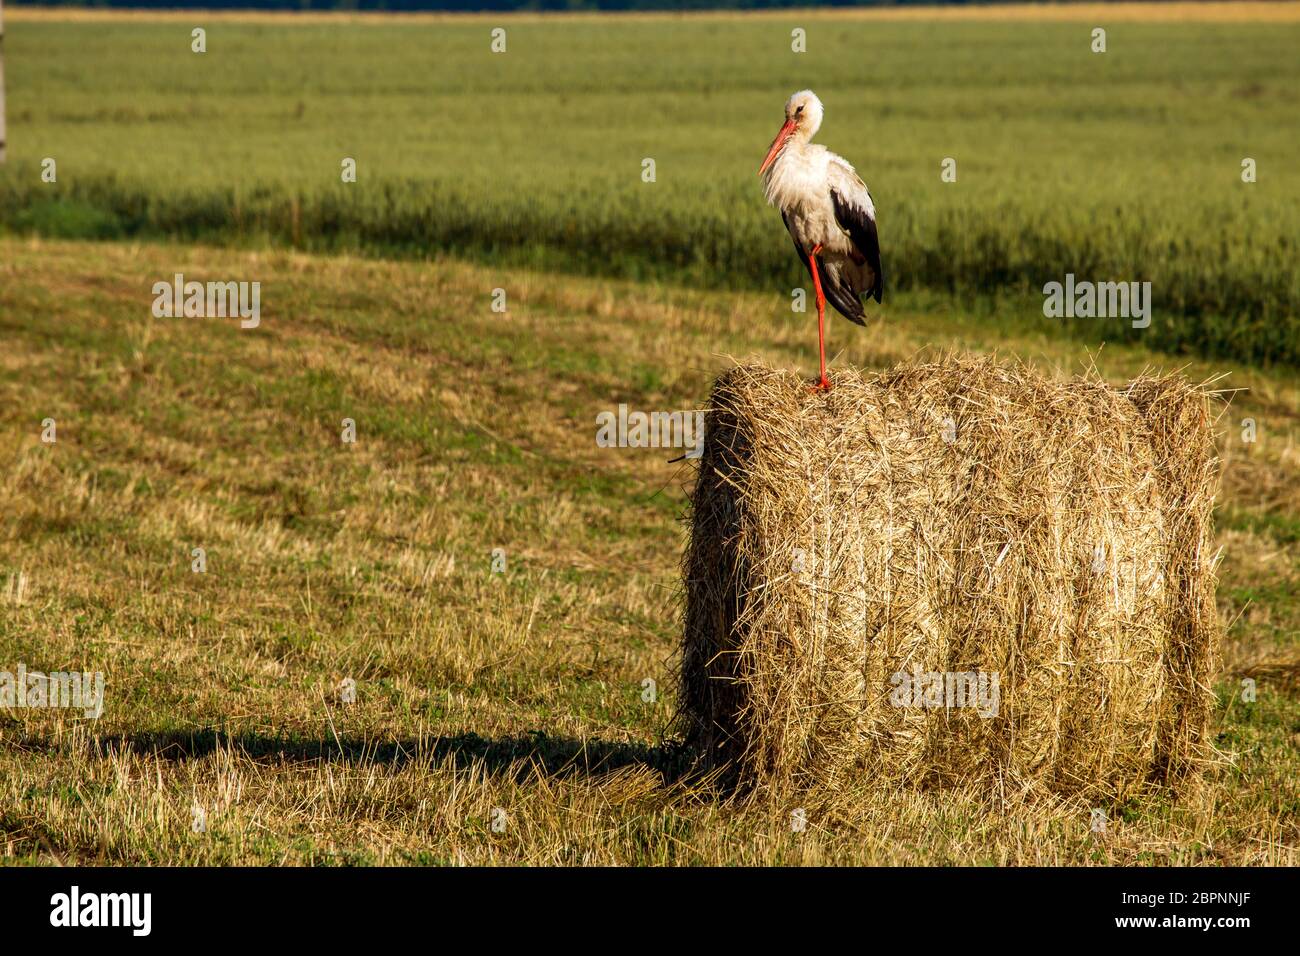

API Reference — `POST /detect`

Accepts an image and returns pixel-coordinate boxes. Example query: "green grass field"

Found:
[0,6,1298,866]
[2,8,1299,362]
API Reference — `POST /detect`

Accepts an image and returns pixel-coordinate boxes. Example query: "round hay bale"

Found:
[677,357,1221,799]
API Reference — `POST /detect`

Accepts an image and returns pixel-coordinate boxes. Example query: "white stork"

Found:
[759,90,883,390]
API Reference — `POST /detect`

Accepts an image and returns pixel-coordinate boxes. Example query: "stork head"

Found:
[759,90,823,176]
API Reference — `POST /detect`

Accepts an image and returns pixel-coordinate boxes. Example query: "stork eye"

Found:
[796,106,804,115]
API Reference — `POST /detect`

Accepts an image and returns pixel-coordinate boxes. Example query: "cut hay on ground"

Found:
[677,357,1221,799]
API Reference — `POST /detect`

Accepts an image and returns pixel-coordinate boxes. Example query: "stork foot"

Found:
[811,375,833,392]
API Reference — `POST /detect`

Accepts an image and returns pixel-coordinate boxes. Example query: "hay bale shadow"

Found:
[66,727,694,785]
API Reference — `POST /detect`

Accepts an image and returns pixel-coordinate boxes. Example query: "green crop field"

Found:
[1,5,1298,868]
[1,8,1299,363]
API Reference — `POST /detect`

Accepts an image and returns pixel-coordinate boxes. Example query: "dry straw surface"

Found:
[679,357,1222,801]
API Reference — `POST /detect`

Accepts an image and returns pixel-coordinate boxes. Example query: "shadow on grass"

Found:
[74,728,695,785]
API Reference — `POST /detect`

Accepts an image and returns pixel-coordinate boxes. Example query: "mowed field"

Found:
[1,5,1299,866]
[3,235,1299,865]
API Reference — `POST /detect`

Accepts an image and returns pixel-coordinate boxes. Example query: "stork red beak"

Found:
[758,119,796,176]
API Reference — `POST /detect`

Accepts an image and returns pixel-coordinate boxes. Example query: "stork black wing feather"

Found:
[822,275,867,325]
[830,187,884,304]
[782,210,867,326]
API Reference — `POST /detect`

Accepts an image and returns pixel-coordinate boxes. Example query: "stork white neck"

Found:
[762,140,831,211]
[758,90,827,209]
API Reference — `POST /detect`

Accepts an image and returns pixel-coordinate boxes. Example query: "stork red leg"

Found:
[808,244,830,390]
